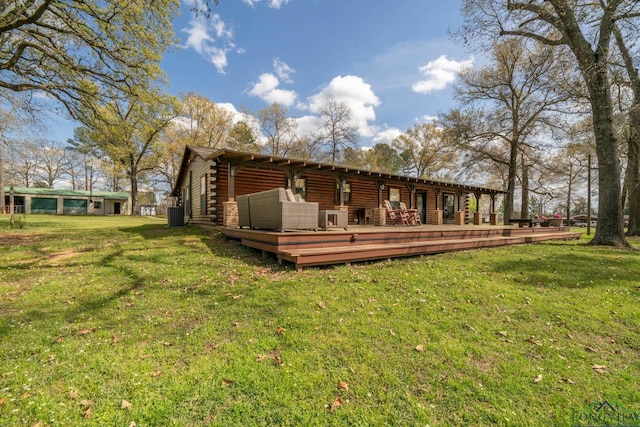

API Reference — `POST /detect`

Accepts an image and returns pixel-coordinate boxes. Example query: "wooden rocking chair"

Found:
[399,202,421,225]
[384,200,410,225]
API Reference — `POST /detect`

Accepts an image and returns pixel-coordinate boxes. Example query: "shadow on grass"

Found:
[486,240,640,289]
[0,248,148,334]
[118,223,293,270]
[0,222,293,340]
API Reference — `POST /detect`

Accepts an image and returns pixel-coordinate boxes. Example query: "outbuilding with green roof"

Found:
[3,187,130,215]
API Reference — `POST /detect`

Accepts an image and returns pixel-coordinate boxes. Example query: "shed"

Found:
[3,187,131,215]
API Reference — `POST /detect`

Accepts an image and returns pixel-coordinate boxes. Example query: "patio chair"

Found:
[399,202,421,225]
[384,200,410,225]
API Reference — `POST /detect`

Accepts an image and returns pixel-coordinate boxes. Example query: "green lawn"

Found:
[1,215,639,426]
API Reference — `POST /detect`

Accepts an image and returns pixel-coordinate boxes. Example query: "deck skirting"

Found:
[221,225,581,270]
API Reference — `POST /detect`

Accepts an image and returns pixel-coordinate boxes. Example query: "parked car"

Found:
[575,220,597,227]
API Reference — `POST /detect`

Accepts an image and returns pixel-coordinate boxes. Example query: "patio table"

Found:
[319,210,348,231]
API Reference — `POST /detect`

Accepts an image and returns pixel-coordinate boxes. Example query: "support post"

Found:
[490,195,498,225]
[373,206,386,226]
[376,180,385,208]
[407,184,417,209]
[223,200,238,228]
[432,210,443,225]
[455,191,466,225]
[228,163,240,201]
[473,192,482,225]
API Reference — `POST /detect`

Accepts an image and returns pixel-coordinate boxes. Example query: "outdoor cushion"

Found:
[285,188,297,202]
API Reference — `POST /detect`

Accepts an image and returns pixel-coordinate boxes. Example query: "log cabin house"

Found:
[171,145,506,227]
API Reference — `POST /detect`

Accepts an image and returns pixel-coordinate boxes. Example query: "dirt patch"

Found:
[42,250,78,264]
[0,233,40,246]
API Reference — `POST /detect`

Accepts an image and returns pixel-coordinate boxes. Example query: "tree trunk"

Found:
[521,162,529,217]
[0,146,5,214]
[626,104,640,235]
[566,163,572,221]
[612,25,640,236]
[586,68,627,247]
[130,171,138,216]
[504,139,519,222]
[9,186,14,226]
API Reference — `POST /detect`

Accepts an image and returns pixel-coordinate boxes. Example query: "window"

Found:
[200,176,207,214]
[294,178,306,200]
[389,188,400,209]
[183,185,191,215]
[335,182,351,204]
[93,201,102,209]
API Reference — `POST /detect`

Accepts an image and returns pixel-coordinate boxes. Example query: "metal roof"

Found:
[3,187,130,200]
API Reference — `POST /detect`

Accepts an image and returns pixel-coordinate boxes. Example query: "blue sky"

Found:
[53,0,474,148]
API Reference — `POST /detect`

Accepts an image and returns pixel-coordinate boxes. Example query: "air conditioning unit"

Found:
[167,206,185,226]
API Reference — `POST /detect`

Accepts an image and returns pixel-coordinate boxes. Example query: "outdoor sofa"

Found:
[236,194,251,228]
[241,188,319,231]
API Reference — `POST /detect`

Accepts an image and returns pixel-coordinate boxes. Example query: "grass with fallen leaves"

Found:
[1,215,639,426]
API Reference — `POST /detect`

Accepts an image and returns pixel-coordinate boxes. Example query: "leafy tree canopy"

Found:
[0,0,179,120]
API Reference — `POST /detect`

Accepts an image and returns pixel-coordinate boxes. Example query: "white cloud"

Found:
[183,19,212,54]
[269,0,292,8]
[296,115,323,139]
[243,0,292,8]
[273,58,295,83]
[248,73,298,106]
[412,55,474,94]
[421,115,439,123]
[308,75,381,137]
[217,102,247,125]
[182,13,234,74]
[247,59,298,106]
[371,128,402,146]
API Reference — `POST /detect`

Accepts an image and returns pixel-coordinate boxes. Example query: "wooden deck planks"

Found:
[220,225,582,270]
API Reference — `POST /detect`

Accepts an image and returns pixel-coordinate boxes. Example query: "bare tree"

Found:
[459,0,633,246]
[442,39,571,222]
[66,127,101,191]
[5,139,39,187]
[32,139,67,188]
[255,102,300,157]
[312,96,360,163]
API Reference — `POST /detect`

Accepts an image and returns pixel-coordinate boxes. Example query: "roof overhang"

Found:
[171,146,507,196]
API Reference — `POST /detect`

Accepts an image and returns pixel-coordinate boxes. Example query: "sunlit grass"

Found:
[1,215,639,426]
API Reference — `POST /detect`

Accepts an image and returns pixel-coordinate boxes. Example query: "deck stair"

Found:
[221,226,581,270]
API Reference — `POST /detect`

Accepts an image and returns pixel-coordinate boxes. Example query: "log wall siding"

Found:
[349,179,381,223]
[214,165,288,225]
[176,154,218,225]
[217,164,288,201]
[306,174,336,210]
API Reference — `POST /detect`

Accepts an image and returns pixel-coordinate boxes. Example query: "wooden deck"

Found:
[221,224,582,270]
